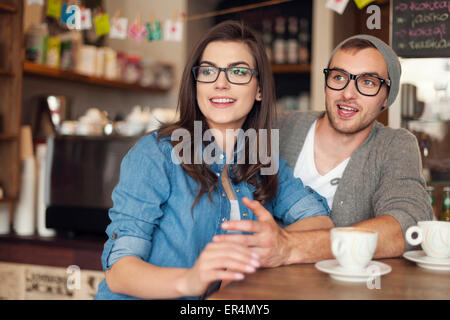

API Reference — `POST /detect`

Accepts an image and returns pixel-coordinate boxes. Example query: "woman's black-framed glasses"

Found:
[323,68,391,96]
[192,66,257,85]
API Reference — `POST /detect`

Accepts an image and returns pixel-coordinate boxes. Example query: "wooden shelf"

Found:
[0,68,14,76]
[0,133,17,141]
[271,64,311,74]
[23,61,171,93]
[0,3,17,13]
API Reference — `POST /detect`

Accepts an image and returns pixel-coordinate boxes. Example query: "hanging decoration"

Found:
[325,0,350,15]
[163,10,183,42]
[109,10,128,39]
[61,1,78,25]
[128,13,148,43]
[46,0,62,19]
[147,14,162,42]
[79,6,92,30]
[94,11,110,37]
[61,3,71,24]
[353,0,376,9]
[46,0,300,45]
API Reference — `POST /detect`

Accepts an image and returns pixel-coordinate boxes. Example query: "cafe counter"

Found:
[0,233,105,299]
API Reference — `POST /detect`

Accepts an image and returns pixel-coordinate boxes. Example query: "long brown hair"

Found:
[158,20,278,210]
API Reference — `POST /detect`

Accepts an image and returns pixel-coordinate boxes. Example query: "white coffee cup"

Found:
[405,221,450,259]
[331,227,378,270]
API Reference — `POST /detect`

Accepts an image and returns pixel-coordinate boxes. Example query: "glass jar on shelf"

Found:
[25,23,48,64]
[286,17,298,64]
[273,16,286,65]
[298,18,310,64]
[123,54,142,84]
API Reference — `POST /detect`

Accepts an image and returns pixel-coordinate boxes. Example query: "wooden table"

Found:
[209,258,450,300]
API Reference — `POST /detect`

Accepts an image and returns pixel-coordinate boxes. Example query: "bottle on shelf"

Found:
[24,23,48,64]
[286,17,298,64]
[298,18,310,64]
[440,186,450,221]
[262,19,273,63]
[426,186,437,220]
[273,16,286,65]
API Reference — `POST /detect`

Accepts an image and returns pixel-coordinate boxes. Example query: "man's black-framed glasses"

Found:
[323,68,391,96]
[192,66,257,85]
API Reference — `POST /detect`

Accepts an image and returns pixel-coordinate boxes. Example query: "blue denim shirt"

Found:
[95,132,330,300]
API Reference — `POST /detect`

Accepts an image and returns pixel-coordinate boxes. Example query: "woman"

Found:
[95,20,331,300]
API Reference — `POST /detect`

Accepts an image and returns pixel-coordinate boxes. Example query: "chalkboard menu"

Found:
[391,0,450,58]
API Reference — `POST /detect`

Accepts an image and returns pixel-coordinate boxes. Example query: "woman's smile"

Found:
[209,96,237,109]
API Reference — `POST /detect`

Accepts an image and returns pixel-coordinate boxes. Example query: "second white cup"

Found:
[331,227,378,271]
[405,221,450,258]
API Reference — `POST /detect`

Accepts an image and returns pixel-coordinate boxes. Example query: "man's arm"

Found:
[370,129,433,251]
[352,215,405,259]
[285,214,405,263]
[216,198,405,266]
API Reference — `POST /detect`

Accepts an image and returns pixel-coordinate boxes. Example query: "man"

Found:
[213,35,433,266]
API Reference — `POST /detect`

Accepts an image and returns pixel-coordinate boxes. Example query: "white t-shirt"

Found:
[227,199,241,234]
[293,120,350,209]
[229,199,240,221]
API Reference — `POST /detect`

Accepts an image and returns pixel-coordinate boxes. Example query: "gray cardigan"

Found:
[277,111,433,251]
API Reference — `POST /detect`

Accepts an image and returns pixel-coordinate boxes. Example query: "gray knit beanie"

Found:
[328,34,402,108]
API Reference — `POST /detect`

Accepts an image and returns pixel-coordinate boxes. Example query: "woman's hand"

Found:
[213,198,334,267]
[177,241,260,297]
[213,197,293,268]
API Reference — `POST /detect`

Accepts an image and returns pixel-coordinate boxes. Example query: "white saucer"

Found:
[403,250,450,271]
[315,260,392,283]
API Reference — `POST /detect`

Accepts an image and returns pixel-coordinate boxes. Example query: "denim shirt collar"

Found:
[198,129,247,175]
